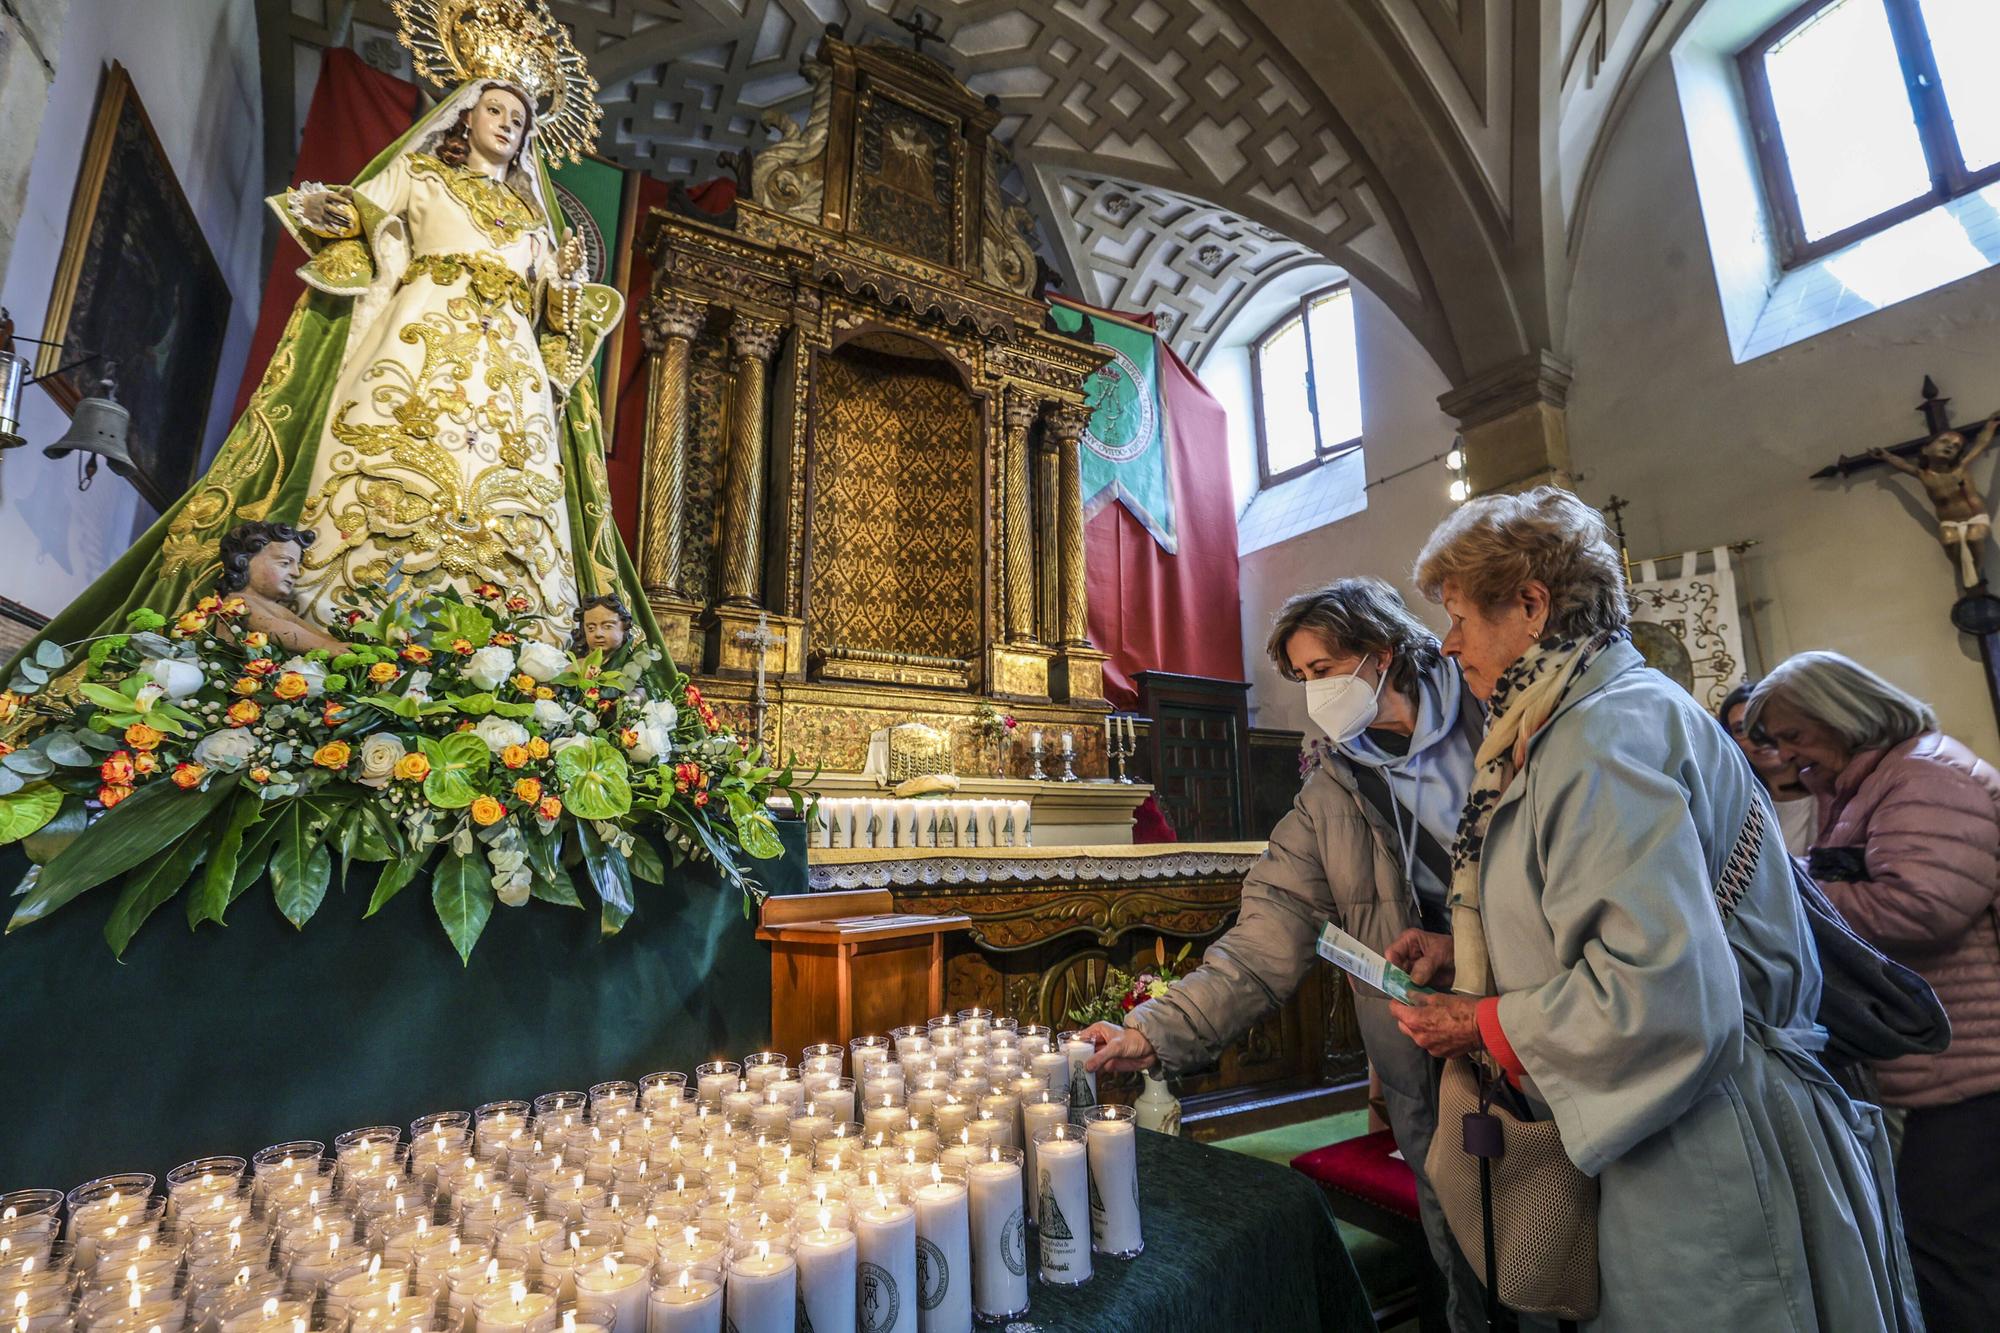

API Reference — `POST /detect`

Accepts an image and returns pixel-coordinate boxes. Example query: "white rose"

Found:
[531,699,568,731]
[356,733,407,788]
[405,669,434,704]
[551,734,593,755]
[464,645,516,692]
[145,658,205,700]
[193,729,257,770]
[472,715,530,754]
[628,726,661,764]
[517,641,569,683]
[642,698,678,732]
[279,657,327,697]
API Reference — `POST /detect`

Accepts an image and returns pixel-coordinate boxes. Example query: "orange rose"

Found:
[367,661,399,685]
[123,722,164,752]
[0,690,22,723]
[536,795,563,821]
[248,767,271,784]
[227,700,262,727]
[469,795,506,826]
[196,596,221,614]
[98,783,134,808]
[514,674,536,693]
[272,673,310,701]
[171,762,207,789]
[231,676,260,696]
[491,632,518,647]
[99,751,136,785]
[174,611,208,636]
[393,751,432,782]
[500,744,529,770]
[312,740,351,770]
[513,777,542,804]
[219,596,248,618]
[450,639,474,656]
[247,658,280,678]
[693,790,710,807]
[526,736,550,759]
[401,645,433,664]
[506,595,530,613]
[322,701,346,726]
[474,582,502,600]
[133,752,159,777]
[618,727,639,750]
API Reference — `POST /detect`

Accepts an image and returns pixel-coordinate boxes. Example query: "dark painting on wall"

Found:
[39,61,231,512]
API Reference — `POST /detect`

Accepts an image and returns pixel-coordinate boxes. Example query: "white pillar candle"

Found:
[817,1081,858,1125]
[932,1102,971,1143]
[894,1123,939,1162]
[764,1078,806,1116]
[789,1114,833,1157]
[1032,1130,1091,1286]
[646,1268,722,1333]
[1058,1035,1098,1113]
[657,1228,726,1274]
[862,1099,905,1140]
[1084,1108,1142,1257]
[723,1242,794,1333]
[694,1065,739,1109]
[473,1282,556,1333]
[854,1193,916,1333]
[910,1170,971,1333]
[1029,1051,1068,1097]
[793,1213,857,1333]
[720,1082,760,1122]
[964,1149,1026,1323]
[862,1074,904,1108]
[749,1100,790,1139]
[573,1255,648,1333]
[1019,1094,1070,1227]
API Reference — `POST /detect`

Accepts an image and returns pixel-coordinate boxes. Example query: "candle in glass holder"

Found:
[792,1209,856,1333]
[646,1264,721,1333]
[810,1079,856,1126]
[723,1241,794,1333]
[1015,1026,1051,1058]
[739,1053,787,1094]
[693,1062,740,1110]
[1056,1031,1098,1113]
[719,1081,759,1123]
[1019,1090,1070,1226]
[848,1037,891,1084]
[965,1147,1026,1323]
[537,1230,612,1303]
[573,1253,648,1333]
[748,1094,791,1140]
[1084,1106,1142,1257]
[889,1026,930,1063]
[894,1117,939,1162]
[853,1191,915,1333]
[449,1259,527,1333]
[656,1226,724,1275]
[910,1165,971,1333]
[219,1296,311,1333]
[1032,1126,1091,1286]
[931,1100,971,1144]
[496,1216,560,1280]
[966,1113,1012,1154]
[976,1095,1019,1147]
[861,1096,905,1140]
[474,1280,555,1333]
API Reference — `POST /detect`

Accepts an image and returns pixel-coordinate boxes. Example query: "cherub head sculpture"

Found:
[217,521,318,601]
[572,594,632,656]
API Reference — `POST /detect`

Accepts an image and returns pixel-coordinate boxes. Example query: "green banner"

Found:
[1049,297,1177,553]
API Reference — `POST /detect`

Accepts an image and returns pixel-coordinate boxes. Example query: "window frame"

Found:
[1248,281,1364,491]
[1739,0,2000,268]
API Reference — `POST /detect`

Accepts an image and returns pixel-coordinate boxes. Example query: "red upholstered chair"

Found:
[1292,1131,1449,1331]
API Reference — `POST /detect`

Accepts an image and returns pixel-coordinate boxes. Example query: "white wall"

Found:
[1235,283,1461,732]
[0,0,263,618]
[1566,57,2000,761]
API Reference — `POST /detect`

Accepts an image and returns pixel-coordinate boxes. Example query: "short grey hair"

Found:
[1412,485,1629,640]
[1744,651,1938,753]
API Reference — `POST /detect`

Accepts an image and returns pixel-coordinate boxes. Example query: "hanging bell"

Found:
[44,368,135,480]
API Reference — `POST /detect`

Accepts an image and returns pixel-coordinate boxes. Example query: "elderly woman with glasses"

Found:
[1746,651,2000,1329]
[1384,487,1916,1329]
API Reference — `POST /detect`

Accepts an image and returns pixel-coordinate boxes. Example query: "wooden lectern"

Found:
[756,891,971,1053]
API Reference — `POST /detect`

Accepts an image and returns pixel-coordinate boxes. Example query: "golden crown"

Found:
[388,0,601,163]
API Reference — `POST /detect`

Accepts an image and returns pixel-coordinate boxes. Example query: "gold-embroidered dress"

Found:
[294,151,582,629]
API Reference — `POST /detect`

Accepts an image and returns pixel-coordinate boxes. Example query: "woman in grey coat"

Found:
[1390,487,1918,1330]
[1081,576,1486,1331]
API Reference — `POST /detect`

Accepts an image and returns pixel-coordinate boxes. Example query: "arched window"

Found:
[1249,282,1363,489]
[1740,0,1998,266]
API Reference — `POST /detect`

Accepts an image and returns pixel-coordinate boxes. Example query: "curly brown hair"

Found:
[436,84,533,173]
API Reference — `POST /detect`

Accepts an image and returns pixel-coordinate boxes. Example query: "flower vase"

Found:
[986,735,1012,779]
[1134,1068,1181,1136]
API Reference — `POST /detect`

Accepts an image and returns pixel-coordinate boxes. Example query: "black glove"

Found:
[1808,845,1871,883]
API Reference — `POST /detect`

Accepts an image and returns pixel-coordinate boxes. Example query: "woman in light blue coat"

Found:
[1384,487,1919,1330]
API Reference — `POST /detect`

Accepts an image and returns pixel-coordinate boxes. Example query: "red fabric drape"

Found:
[1084,335,1244,708]
[231,49,423,417]
[606,176,670,550]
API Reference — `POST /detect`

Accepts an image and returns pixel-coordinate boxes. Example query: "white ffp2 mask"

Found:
[1305,661,1387,743]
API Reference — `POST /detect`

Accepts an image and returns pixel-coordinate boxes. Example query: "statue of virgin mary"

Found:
[10,0,651,663]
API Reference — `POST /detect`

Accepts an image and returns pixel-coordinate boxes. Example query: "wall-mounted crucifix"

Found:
[892,7,944,56]
[1816,376,2000,727]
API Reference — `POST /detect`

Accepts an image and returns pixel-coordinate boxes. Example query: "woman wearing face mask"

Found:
[1079,576,1486,1331]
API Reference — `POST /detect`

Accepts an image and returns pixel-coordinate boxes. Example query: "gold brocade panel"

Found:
[808,345,981,666]
[851,96,957,267]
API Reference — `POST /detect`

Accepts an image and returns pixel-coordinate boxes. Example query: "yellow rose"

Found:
[226,700,262,727]
[175,611,209,635]
[133,752,159,776]
[272,673,310,701]
[393,752,432,782]
[248,767,271,784]
[514,777,542,804]
[231,676,261,696]
[172,762,207,790]
[536,795,563,821]
[242,631,269,649]
[367,661,399,685]
[515,674,537,693]
[527,736,550,759]
[534,686,555,701]
[313,740,351,770]
[500,744,529,770]
[470,795,506,826]
[123,722,164,752]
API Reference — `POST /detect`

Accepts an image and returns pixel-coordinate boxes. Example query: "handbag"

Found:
[1424,797,1774,1323]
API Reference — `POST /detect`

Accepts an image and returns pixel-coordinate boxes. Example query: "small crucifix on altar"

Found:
[892,6,943,56]
[1815,376,2000,728]
[734,610,787,751]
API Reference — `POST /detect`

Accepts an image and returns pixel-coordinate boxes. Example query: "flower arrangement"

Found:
[969,702,1017,743]
[0,576,811,961]
[1065,937,1195,1027]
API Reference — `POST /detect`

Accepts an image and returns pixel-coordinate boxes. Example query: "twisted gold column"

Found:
[637,295,707,603]
[1003,387,1042,644]
[718,316,784,607]
[1052,402,1091,646]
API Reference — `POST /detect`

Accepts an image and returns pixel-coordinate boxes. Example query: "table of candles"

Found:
[1,1011,1148,1333]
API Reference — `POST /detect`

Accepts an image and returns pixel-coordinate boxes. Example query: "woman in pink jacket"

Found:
[1748,650,2000,1329]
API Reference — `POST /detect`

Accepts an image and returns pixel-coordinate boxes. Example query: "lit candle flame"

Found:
[511,1281,527,1306]
[600,1255,616,1277]
[484,1259,499,1282]
[930,1163,943,1186]
[754,1240,768,1263]
[682,1226,696,1251]
[562,1314,576,1333]
[676,1269,690,1293]
[818,1207,831,1233]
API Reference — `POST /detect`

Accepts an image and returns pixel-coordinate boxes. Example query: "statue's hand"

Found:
[555,230,587,283]
[296,185,359,239]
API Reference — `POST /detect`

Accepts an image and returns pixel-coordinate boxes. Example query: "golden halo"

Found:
[389,0,601,164]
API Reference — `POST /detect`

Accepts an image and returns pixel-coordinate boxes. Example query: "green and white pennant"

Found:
[1048,297,1178,553]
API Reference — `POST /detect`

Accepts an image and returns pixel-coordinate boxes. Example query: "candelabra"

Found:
[1057,739,1079,783]
[1108,718,1136,783]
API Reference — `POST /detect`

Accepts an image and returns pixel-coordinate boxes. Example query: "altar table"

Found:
[1023,1128,1375,1331]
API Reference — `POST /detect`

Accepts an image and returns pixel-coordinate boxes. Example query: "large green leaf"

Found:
[22,796,88,864]
[8,776,237,931]
[104,830,207,957]
[39,733,97,768]
[364,851,429,918]
[419,732,491,810]
[227,819,283,909]
[0,783,63,846]
[577,819,634,936]
[431,848,493,964]
[628,835,665,886]
[187,793,264,927]
[522,826,581,908]
[733,808,784,861]
[429,599,494,648]
[334,805,394,891]
[555,739,632,820]
[268,799,337,928]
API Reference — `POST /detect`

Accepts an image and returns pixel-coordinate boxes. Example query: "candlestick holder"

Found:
[1058,747,1079,782]
[1107,720,1135,783]
[1028,734,1048,782]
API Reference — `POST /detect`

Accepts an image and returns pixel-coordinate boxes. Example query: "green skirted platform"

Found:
[0,845,787,1190]
[1026,1129,1375,1332]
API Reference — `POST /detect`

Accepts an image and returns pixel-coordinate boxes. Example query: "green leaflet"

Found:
[188,793,264,928]
[555,738,632,820]
[628,835,665,886]
[365,852,429,918]
[419,732,490,809]
[228,818,283,909]
[522,826,581,908]
[430,848,493,964]
[268,799,338,928]
[577,819,634,935]
[0,783,63,847]
[734,809,784,861]
[8,776,238,932]
[105,829,208,957]
[22,797,88,865]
